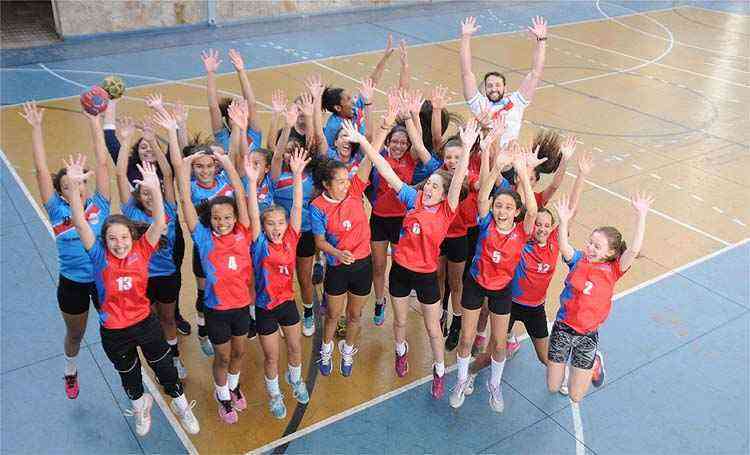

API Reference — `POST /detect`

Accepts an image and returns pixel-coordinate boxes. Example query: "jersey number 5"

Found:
[491,251,502,263]
[116,276,133,291]
[582,281,594,295]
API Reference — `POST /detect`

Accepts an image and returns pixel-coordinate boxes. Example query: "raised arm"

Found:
[371,89,400,153]
[305,74,326,152]
[86,111,110,200]
[478,140,513,218]
[20,102,54,204]
[515,145,540,234]
[553,194,576,262]
[270,107,298,181]
[242,155,262,241]
[62,155,96,250]
[227,98,249,175]
[369,34,395,87]
[619,191,653,271]
[201,49,224,134]
[228,49,261,132]
[344,119,403,193]
[299,91,322,156]
[540,135,576,206]
[398,39,410,90]
[403,90,432,164]
[430,86,450,152]
[360,78,375,142]
[114,117,137,204]
[173,100,190,152]
[266,89,286,149]
[450,120,479,210]
[176,153,201,232]
[287,147,310,232]
[460,17,481,101]
[151,111,180,205]
[518,16,548,103]
[135,162,166,247]
[215,151,250,228]
[569,150,593,217]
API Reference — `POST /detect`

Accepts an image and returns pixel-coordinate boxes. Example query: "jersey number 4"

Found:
[116,276,133,291]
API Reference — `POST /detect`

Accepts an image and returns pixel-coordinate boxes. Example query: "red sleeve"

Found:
[350,174,368,197]
[613,257,627,278]
[534,191,544,207]
[135,236,158,260]
[285,225,301,247]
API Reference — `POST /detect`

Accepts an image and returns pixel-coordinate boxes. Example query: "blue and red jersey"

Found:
[411,155,442,184]
[392,186,456,273]
[511,228,559,306]
[192,223,253,311]
[190,170,237,211]
[272,171,314,232]
[88,237,156,329]
[323,97,366,147]
[310,175,371,266]
[121,199,178,277]
[469,216,530,290]
[446,173,479,238]
[369,150,440,218]
[214,126,263,152]
[327,147,364,178]
[44,192,110,283]
[255,174,275,213]
[557,250,626,334]
[251,226,300,310]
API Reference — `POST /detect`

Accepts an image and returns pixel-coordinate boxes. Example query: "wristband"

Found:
[537,37,547,42]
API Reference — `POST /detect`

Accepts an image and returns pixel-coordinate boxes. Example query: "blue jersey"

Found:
[327,147,364,178]
[411,156,442,184]
[272,171,314,232]
[214,126,263,152]
[121,199,178,277]
[44,192,110,283]
[256,174,275,213]
[190,170,236,211]
[323,96,366,147]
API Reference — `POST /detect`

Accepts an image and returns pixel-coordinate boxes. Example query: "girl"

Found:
[116,115,187,378]
[548,191,653,402]
[64,156,199,436]
[21,102,111,399]
[450,142,541,411]
[246,148,311,419]
[175,108,253,424]
[311,120,375,377]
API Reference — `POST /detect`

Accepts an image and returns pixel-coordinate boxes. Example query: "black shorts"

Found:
[296,231,316,258]
[440,235,468,263]
[461,274,512,315]
[173,219,185,269]
[388,261,440,304]
[204,305,250,345]
[146,273,181,304]
[324,256,373,297]
[256,300,301,336]
[370,214,404,244]
[466,226,479,258]
[548,321,598,369]
[57,274,98,315]
[192,244,205,278]
[509,301,549,339]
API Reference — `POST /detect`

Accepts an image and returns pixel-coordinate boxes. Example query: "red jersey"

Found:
[310,175,371,266]
[89,237,157,329]
[192,223,253,311]
[252,227,300,310]
[369,150,419,218]
[392,186,456,273]
[447,173,479,237]
[469,216,530,290]
[511,228,560,306]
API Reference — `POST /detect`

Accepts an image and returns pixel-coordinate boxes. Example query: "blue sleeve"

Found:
[565,250,584,268]
[326,147,338,160]
[310,204,327,236]
[87,240,106,269]
[397,185,418,210]
[43,192,64,218]
[251,232,268,262]
[412,156,442,184]
[240,175,250,193]
[191,223,210,248]
[323,115,342,148]
[477,212,493,230]
[120,197,138,218]
[104,129,120,165]
[247,128,262,151]
[164,201,178,219]
[213,128,231,152]
[92,191,111,212]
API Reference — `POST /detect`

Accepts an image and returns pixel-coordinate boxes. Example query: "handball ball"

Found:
[80,86,110,115]
[101,75,125,99]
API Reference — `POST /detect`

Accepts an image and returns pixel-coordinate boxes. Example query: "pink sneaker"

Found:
[216,395,238,424]
[506,338,521,360]
[394,343,409,377]
[64,373,79,399]
[431,368,445,400]
[230,384,247,412]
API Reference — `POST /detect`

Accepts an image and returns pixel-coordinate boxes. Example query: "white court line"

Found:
[0,148,199,455]
[684,5,750,19]
[570,401,586,455]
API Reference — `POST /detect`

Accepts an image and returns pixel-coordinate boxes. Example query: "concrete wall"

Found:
[52,0,415,37]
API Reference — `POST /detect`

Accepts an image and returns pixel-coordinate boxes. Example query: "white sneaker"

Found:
[170,398,200,434]
[449,377,471,408]
[486,380,504,413]
[464,373,477,396]
[302,314,315,337]
[173,357,187,379]
[125,393,153,437]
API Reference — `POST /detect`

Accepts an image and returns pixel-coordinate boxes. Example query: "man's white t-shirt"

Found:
[467,90,529,147]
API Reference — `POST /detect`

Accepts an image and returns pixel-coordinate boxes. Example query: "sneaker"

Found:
[173,357,188,379]
[269,394,287,419]
[506,338,521,360]
[440,310,448,337]
[125,393,154,436]
[247,316,257,340]
[449,377,471,408]
[230,384,247,411]
[464,373,477,396]
[592,351,606,387]
[198,335,214,357]
[170,398,200,434]
[338,340,358,377]
[335,316,347,338]
[471,334,486,357]
[216,394,238,424]
[486,380,504,413]
[312,261,325,285]
[302,314,315,337]
[373,301,386,326]
[176,315,192,336]
[445,326,460,351]
[394,342,409,377]
[431,367,445,400]
[64,372,79,399]
[318,345,333,376]
[285,371,310,404]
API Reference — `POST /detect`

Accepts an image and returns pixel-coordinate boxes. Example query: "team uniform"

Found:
[255,174,275,213]
[389,185,456,304]
[311,175,372,297]
[440,173,479,264]
[45,192,110,315]
[192,223,253,345]
[272,171,316,257]
[467,90,530,146]
[214,126,263,153]
[549,251,626,369]
[463,217,531,315]
[251,227,301,336]
[323,96,366,147]
[327,147,363,178]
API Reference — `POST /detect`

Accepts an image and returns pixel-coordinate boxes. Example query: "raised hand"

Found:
[384,33,395,58]
[480,116,505,151]
[630,190,654,217]
[271,89,287,114]
[201,49,222,73]
[144,93,165,112]
[228,98,249,130]
[304,74,324,99]
[19,101,44,127]
[553,194,574,222]
[524,144,548,170]
[431,85,450,110]
[398,39,408,65]
[283,105,299,128]
[288,147,310,175]
[243,153,260,182]
[152,110,177,132]
[300,91,315,117]
[214,149,233,169]
[459,118,480,150]
[494,145,514,170]
[578,150,594,175]
[116,117,137,144]
[140,118,157,142]
[183,151,207,168]
[62,154,91,189]
[133,161,160,191]
[341,119,365,144]
[228,48,245,71]
[527,16,548,40]
[560,135,577,161]
[461,16,480,37]
[360,78,375,104]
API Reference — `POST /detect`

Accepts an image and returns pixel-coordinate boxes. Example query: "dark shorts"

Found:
[324,256,373,297]
[192,244,205,278]
[57,274,98,315]
[461,274,512,315]
[509,301,549,339]
[256,300,301,336]
[440,235,468,263]
[173,219,185,269]
[296,231,316,258]
[370,214,404,244]
[388,261,440,304]
[204,305,250,345]
[147,273,181,304]
[548,321,598,369]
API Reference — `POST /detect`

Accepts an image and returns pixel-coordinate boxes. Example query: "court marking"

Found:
[0,148,199,455]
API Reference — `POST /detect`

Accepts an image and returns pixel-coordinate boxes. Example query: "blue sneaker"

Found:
[198,336,214,357]
[302,314,315,337]
[338,340,358,377]
[269,394,286,419]
[285,371,310,404]
[318,344,333,376]
[373,299,386,326]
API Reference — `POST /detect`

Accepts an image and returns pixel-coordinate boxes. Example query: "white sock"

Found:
[433,361,445,377]
[322,340,334,354]
[196,315,205,326]
[456,354,471,381]
[395,341,407,356]
[289,364,302,383]
[228,372,240,391]
[490,357,506,387]
[132,395,146,410]
[249,305,256,319]
[173,393,188,411]
[64,355,77,376]
[265,376,280,396]
[343,343,354,355]
[167,338,178,346]
[215,382,230,401]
